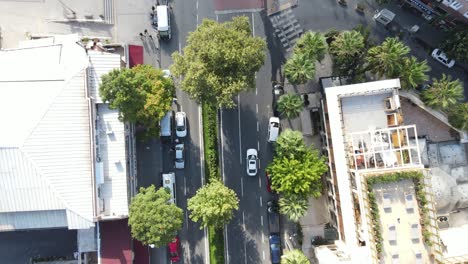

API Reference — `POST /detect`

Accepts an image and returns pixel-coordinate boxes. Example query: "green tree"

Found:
[329,30,365,78]
[284,53,316,85]
[187,180,239,229]
[128,186,183,247]
[441,29,468,63]
[276,129,307,159]
[100,64,174,137]
[448,103,468,130]
[279,194,309,222]
[367,37,410,78]
[399,57,430,90]
[294,31,328,62]
[171,17,266,108]
[421,74,464,110]
[281,249,311,264]
[277,94,304,119]
[268,150,328,197]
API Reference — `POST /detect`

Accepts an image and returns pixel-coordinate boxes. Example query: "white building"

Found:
[317,78,428,263]
[0,34,136,257]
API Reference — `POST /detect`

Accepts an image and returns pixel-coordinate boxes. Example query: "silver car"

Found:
[246,149,258,176]
[175,143,185,169]
[175,112,187,138]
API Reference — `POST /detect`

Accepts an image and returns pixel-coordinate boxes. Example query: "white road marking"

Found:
[257,121,259,132]
[220,109,226,183]
[263,250,265,260]
[198,105,205,185]
[238,94,242,164]
[224,226,229,264]
[256,104,258,114]
[196,1,199,25]
[241,177,244,197]
[256,87,258,95]
[184,176,187,196]
[185,210,189,229]
[257,141,260,152]
[262,233,265,243]
[205,227,210,264]
[258,175,262,188]
[179,42,182,53]
[251,13,255,36]
[216,14,219,21]
[259,196,262,207]
[242,211,246,228]
[244,241,248,264]
[260,215,263,226]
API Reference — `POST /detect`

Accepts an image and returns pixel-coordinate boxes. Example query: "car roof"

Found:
[156,6,169,30]
[176,112,185,125]
[168,237,179,251]
[269,117,280,123]
[247,149,257,156]
[162,173,175,202]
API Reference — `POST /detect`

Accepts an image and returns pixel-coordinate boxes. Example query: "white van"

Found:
[160,111,173,140]
[268,117,280,142]
[156,5,171,40]
[162,172,176,204]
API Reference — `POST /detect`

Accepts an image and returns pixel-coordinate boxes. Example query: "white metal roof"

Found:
[87,51,121,103]
[96,104,129,219]
[0,35,95,230]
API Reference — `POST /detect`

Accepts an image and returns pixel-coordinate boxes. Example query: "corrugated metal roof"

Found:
[88,51,121,103]
[0,35,95,230]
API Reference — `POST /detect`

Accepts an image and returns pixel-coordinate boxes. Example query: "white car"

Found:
[246,149,258,176]
[175,143,185,169]
[431,49,455,68]
[162,69,172,78]
[268,117,280,142]
[175,112,187,138]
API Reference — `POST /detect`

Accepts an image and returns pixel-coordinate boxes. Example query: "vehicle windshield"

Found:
[176,124,184,131]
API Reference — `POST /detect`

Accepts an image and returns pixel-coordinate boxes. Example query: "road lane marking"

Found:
[257,141,260,152]
[261,215,263,226]
[242,211,246,229]
[257,121,259,132]
[224,226,229,264]
[256,87,258,95]
[238,94,242,164]
[251,13,255,36]
[258,175,262,188]
[220,109,226,183]
[259,196,262,207]
[216,14,218,21]
[262,233,265,243]
[205,227,210,264]
[241,177,244,197]
[179,42,182,53]
[256,103,258,114]
[198,104,205,185]
[263,250,265,260]
[185,210,189,229]
[184,177,187,196]
[196,1,199,25]
[244,241,248,264]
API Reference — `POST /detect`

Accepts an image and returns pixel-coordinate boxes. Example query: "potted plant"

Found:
[356,2,365,13]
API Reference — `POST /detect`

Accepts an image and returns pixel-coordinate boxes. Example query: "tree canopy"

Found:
[421,74,464,110]
[294,31,328,62]
[100,64,174,137]
[279,194,309,222]
[399,56,430,90]
[268,150,328,197]
[367,37,409,78]
[281,249,311,264]
[187,180,239,229]
[441,29,468,63]
[448,103,468,131]
[128,186,183,247]
[171,17,266,108]
[277,94,304,119]
[284,52,316,85]
[275,129,307,159]
[329,30,366,79]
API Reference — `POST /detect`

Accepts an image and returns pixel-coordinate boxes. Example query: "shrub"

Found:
[202,102,220,181]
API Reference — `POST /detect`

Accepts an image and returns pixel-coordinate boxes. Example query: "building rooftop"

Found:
[0,35,94,230]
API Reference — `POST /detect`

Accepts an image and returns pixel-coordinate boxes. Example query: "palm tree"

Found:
[284,53,316,85]
[399,56,430,90]
[329,30,365,57]
[276,129,307,159]
[277,94,304,119]
[281,249,311,264]
[279,194,309,222]
[294,31,328,62]
[448,103,468,130]
[367,37,410,78]
[421,74,464,110]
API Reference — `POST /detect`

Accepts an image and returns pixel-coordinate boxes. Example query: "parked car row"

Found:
[159,110,188,169]
[267,200,281,264]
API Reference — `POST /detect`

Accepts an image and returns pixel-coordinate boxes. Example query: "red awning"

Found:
[128,45,143,68]
[100,219,133,264]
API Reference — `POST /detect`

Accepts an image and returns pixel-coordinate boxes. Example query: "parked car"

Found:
[267,200,280,234]
[162,172,176,204]
[168,236,181,262]
[269,234,281,264]
[268,117,280,142]
[272,84,284,116]
[431,49,455,68]
[175,112,187,138]
[246,149,258,176]
[174,143,185,169]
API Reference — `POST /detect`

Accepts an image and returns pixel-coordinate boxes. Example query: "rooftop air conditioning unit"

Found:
[384,97,396,111]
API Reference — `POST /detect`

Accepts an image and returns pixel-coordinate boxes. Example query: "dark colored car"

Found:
[269,234,281,264]
[267,200,280,234]
[265,172,272,193]
[272,83,284,116]
[168,236,181,262]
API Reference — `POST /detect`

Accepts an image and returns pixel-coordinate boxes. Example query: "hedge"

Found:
[202,101,224,264]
